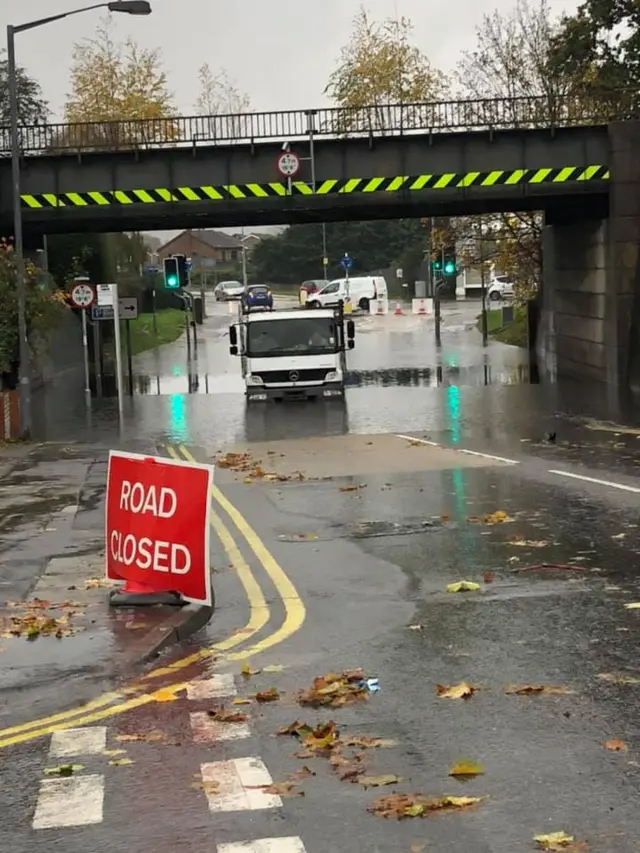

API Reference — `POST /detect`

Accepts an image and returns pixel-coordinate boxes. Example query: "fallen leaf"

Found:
[153,687,180,702]
[255,687,280,703]
[468,510,514,525]
[368,793,483,819]
[534,831,581,851]
[597,672,640,685]
[258,780,304,797]
[505,685,575,696]
[603,738,627,752]
[102,749,127,757]
[207,706,248,723]
[109,757,134,766]
[447,581,480,593]
[358,774,403,787]
[292,765,315,780]
[232,697,252,705]
[436,682,477,700]
[277,720,313,737]
[483,572,494,584]
[44,764,84,776]
[449,760,484,778]
[409,624,424,631]
[298,670,370,708]
[612,533,626,540]
[623,602,640,610]
[341,735,397,749]
[241,661,261,677]
[263,664,285,673]
[411,845,427,853]
[192,780,220,795]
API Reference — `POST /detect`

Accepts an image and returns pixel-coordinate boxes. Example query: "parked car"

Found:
[487,275,515,301]
[242,284,274,313]
[215,280,245,301]
[299,280,326,300]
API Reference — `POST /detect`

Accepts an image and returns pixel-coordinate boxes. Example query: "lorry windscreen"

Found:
[247,317,338,357]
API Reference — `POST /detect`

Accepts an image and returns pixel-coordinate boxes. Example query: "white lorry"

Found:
[229,306,355,401]
[306,276,387,312]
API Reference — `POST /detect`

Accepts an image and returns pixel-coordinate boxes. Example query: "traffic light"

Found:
[163,257,180,289]
[175,254,189,288]
[432,258,442,272]
[443,247,457,276]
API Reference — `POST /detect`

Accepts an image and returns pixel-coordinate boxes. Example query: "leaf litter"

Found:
[534,832,587,851]
[297,668,372,708]
[467,510,514,525]
[447,581,480,593]
[369,793,484,819]
[0,597,85,640]
[448,760,484,779]
[436,682,478,699]
[603,738,627,752]
[505,685,575,696]
[597,672,640,685]
[207,706,249,723]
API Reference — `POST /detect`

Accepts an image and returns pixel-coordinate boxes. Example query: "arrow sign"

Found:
[340,254,352,270]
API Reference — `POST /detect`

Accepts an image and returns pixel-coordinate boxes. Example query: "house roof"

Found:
[159,229,243,253]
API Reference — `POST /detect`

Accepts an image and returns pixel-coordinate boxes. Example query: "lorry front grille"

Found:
[255,369,330,383]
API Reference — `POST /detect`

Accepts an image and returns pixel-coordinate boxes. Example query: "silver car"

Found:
[215,280,245,301]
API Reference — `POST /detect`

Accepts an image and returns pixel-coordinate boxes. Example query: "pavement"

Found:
[2,296,640,852]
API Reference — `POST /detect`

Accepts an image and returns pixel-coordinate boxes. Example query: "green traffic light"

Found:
[444,261,455,274]
[166,276,178,288]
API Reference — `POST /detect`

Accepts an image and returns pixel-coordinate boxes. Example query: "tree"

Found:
[0,52,48,126]
[550,0,640,92]
[251,220,425,285]
[63,18,174,149]
[325,8,447,130]
[0,239,67,381]
[195,63,250,140]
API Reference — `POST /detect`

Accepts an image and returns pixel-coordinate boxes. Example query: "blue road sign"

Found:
[340,254,352,270]
[144,265,158,274]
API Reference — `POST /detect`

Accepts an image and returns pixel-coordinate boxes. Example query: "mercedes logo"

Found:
[289,371,299,382]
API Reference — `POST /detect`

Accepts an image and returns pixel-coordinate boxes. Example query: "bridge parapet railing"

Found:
[0,91,638,155]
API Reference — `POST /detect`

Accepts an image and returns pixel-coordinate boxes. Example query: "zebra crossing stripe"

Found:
[49,726,107,757]
[190,711,251,742]
[32,774,104,829]
[200,757,282,811]
[186,673,237,700]
[217,839,307,853]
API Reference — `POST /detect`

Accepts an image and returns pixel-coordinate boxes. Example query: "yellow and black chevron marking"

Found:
[21,165,609,208]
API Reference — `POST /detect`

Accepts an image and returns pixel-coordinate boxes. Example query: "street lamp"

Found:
[8,0,152,438]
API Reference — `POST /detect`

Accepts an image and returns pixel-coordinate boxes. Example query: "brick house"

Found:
[158,229,243,265]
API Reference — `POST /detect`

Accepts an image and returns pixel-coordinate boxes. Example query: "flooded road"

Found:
[3,297,640,853]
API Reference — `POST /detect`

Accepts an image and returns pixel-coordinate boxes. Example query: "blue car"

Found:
[242,284,274,312]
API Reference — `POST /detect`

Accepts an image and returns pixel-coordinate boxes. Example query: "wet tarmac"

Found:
[2,298,640,851]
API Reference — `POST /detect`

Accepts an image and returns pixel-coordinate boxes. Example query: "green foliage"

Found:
[251,220,425,285]
[0,241,67,375]
[550,0,640,90]
[0,51,49,125]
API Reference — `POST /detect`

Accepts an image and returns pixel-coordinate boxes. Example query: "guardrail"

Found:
[0,90,638,154]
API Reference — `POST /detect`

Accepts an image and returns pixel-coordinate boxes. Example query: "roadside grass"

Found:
[124,308,185,356]
[479,305,528,347]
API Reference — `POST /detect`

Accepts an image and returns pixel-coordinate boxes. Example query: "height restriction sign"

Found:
[276,151,300,177]
[105,451,214,605]
[70,282,95,309]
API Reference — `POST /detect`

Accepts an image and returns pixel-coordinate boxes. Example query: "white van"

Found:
[306,276,387,312]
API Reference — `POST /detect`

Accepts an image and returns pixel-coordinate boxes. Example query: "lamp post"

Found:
[8,0,151,438]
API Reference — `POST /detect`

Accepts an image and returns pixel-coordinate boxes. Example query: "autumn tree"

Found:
[325,8,447,129]
[0,52,48,127]
[550,0,640,93]
[195,63,250,140]
[64,18,174,149]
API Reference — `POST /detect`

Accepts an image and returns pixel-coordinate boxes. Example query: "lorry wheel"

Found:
[309,301,321,309]
[359,298,370,311]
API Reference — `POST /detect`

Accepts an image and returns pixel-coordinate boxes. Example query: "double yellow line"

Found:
[0,444,305,750]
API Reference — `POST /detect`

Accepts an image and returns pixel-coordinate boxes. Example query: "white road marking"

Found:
[549,469,640,493]
[187,673,237,700]
[200,757,282,811]
[218,838,306,853]
[395,434,519,464]
[32,774,104,829]
[49,727,107,757]
[190,711,251,743]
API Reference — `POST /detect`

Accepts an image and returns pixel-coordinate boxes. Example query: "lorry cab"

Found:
[229,307,355,402]
[307,276,387,312]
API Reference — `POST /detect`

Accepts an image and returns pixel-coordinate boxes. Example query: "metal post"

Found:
[151,288,158,336]
[42,234,49,272]
[112,285,124,423]
[125,319,133,395]
[307,110,328,280]
[8,25,31,438]
[479,219,488,346]
[435,283,442,347]
[92,316,103,397]
[81,308,91,408]
[240,228,248,288]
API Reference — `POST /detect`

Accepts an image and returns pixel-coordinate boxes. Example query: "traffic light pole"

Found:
[434,279,445,347]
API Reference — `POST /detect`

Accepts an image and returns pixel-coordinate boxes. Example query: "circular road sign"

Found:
[277,151,300,178]
[70,282,95,309]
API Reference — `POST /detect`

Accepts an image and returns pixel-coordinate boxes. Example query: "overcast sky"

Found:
[4,0,579,121]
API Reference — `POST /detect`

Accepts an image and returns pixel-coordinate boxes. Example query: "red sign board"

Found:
[106,451,213,605]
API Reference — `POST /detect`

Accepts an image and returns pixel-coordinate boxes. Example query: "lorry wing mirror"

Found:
[230,345,238,356]
[348,339,355,349]
[229,324,237,345]
[347,319,355,338]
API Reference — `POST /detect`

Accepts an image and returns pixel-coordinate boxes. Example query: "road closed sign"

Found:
[106,451,214,605]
